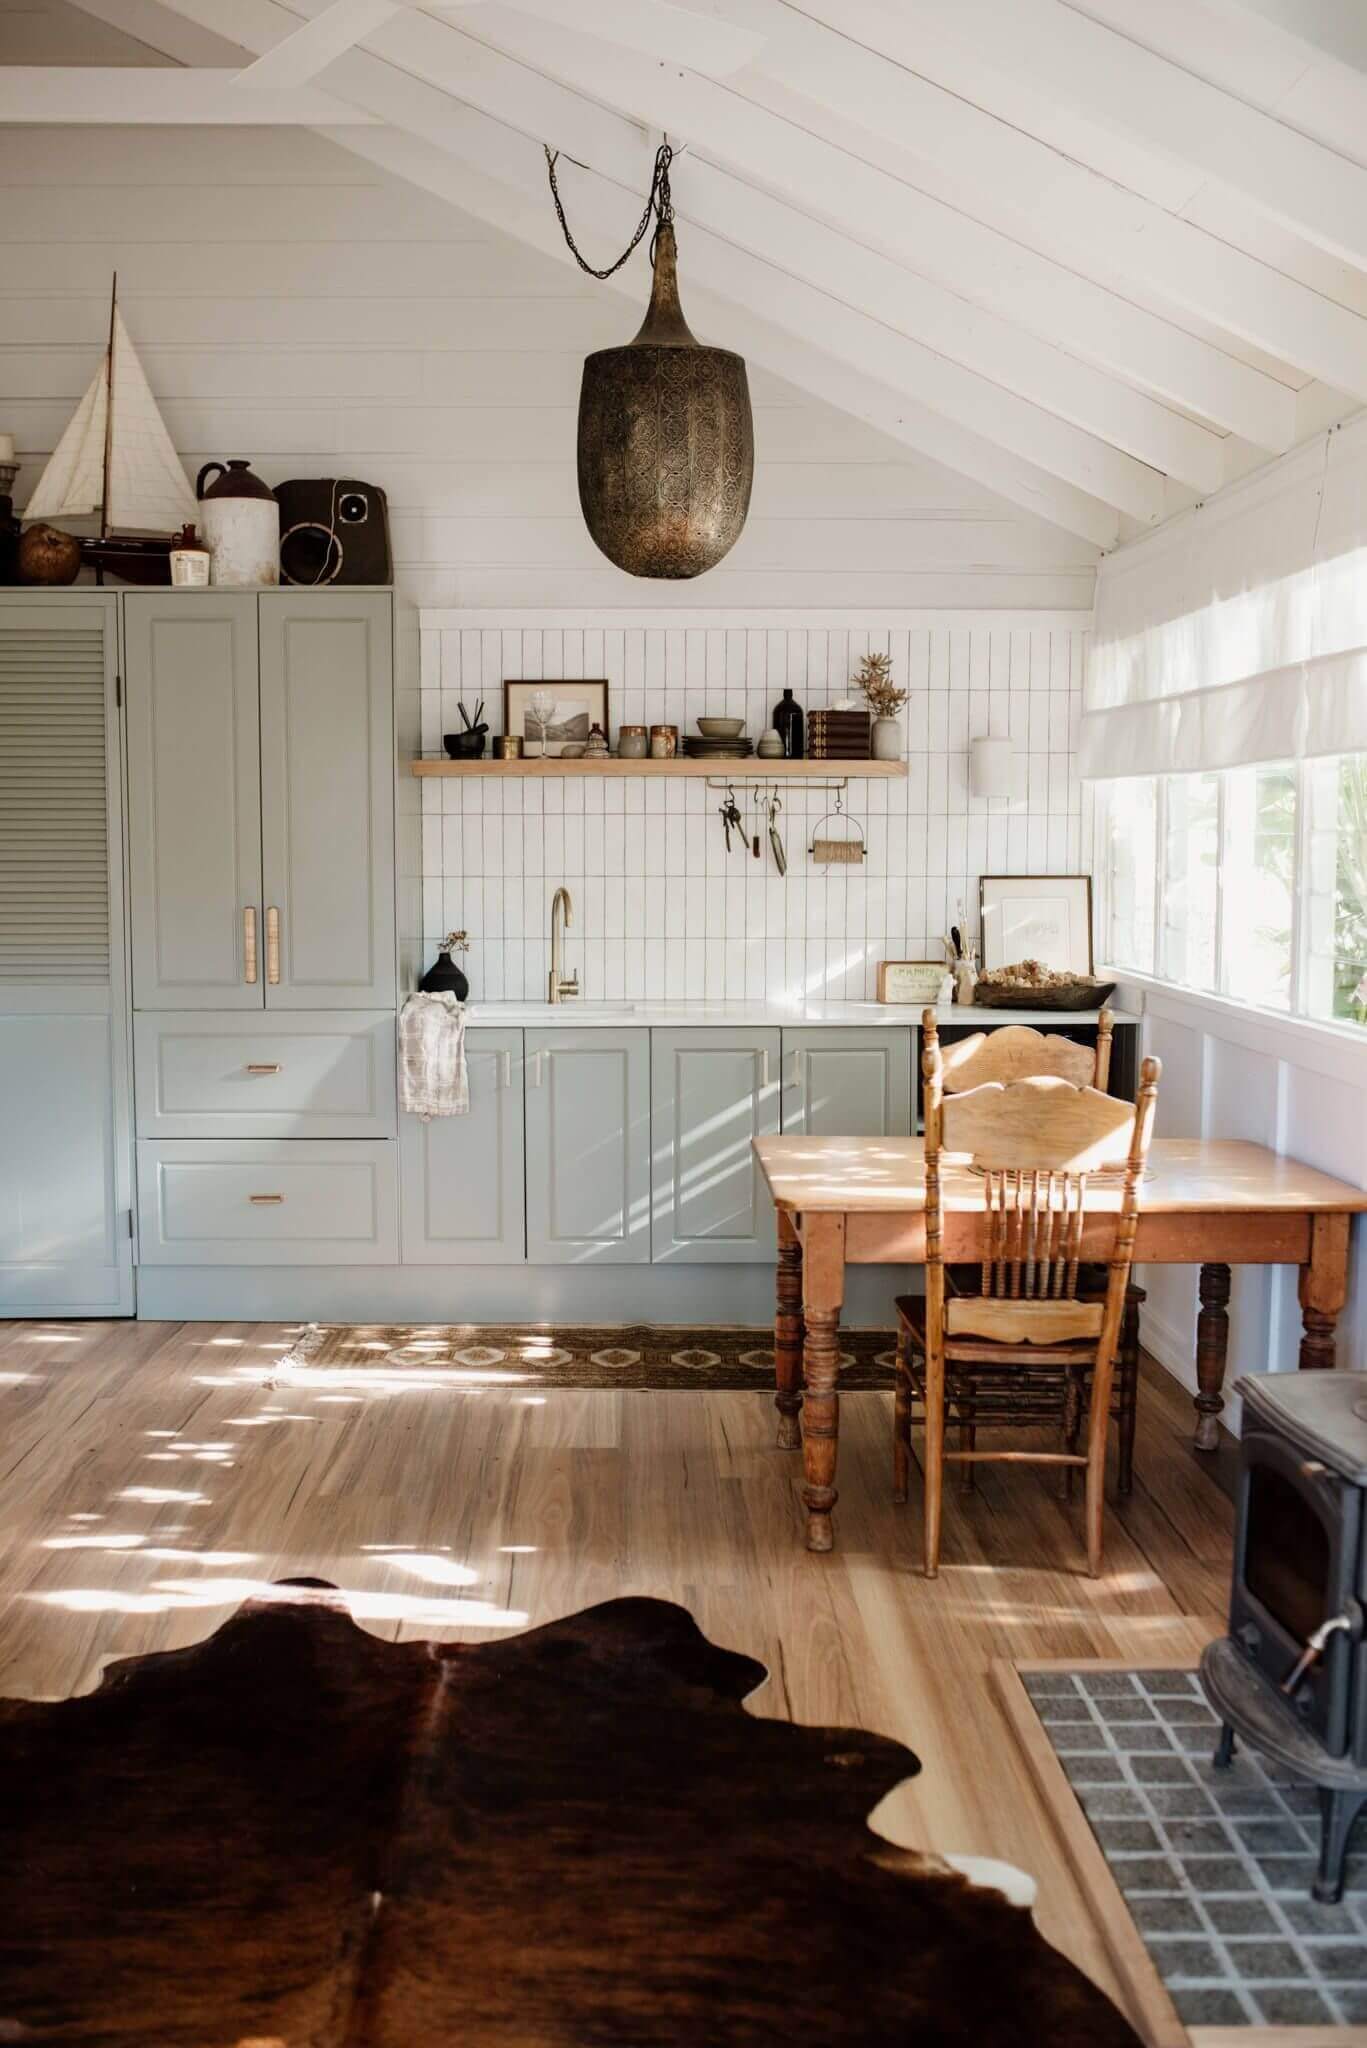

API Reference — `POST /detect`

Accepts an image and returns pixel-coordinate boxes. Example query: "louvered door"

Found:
[0,596,133,1315]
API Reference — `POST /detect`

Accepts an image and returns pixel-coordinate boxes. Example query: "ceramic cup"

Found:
[649,724,678,759]
[618,725,648,759]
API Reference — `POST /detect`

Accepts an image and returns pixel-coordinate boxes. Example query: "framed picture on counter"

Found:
[979,874,1093,975]
[503,678,610,758]
[877,960,951,1005]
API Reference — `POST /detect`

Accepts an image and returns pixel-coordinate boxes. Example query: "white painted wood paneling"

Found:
[1116,979,1367,1413]
[0,120,1097,609]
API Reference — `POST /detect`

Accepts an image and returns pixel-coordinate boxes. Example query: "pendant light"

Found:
[546,141,754,580]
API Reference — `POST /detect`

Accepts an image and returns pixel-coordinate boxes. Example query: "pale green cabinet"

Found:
[780,1027,913,1138]
[400,1028,525,1263]
[650,1028,781,1263]
[0,594,134,1316]
[125,591,394,1013]
[258,593,395,1009]
[124,594,261,1010]
[525,1029,650,1263]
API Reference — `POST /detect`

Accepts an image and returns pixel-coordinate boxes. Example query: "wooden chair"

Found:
[897,1046,1160,1577]
[903,1007,1143,1499]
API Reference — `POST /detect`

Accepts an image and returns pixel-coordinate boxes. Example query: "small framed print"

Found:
[503,678,610,758]
[979,874,1094,975]
[878,960,951,1006]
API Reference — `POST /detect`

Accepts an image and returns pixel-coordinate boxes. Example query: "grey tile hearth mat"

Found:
[1023,1669,1367,2028]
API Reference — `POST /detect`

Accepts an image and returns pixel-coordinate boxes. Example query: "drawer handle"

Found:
[265,906,281,985]
[243,906,258,985]
[248,1192,285,1205]
[245,1063,282,1076]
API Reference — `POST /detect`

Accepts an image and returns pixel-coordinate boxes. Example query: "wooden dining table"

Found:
[754,1135,1367,1554]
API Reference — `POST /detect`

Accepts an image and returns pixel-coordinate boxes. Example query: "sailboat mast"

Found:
[100,273,116,542]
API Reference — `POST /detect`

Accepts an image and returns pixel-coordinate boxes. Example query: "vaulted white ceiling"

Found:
[22,0,1367,549]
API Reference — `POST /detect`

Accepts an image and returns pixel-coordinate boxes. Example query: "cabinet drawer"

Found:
[135,1012,396,1137]
[136,1139,398,1264]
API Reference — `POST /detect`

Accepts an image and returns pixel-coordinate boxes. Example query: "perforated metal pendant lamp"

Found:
[577,224,754,580]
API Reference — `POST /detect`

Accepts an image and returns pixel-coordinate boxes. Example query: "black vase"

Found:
[419,947,469,1000]
[772,687,804,758]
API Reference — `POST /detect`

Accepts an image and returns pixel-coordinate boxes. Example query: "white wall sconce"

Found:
[969,735,1012,799]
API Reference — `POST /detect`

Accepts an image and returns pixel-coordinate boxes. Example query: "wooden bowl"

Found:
[973,979,1116,1010]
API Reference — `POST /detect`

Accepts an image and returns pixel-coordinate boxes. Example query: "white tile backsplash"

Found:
[406,622,1090,1003]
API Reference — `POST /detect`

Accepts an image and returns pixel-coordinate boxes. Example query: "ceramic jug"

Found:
[197,460,279,587]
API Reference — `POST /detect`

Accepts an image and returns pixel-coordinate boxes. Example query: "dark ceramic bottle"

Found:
[772,686,804,758]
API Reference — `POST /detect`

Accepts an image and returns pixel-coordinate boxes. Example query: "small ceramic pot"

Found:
[649,724,678,759]
[756,727,784,760]
[871,717,902,760]
[170,545,211,587]
[618,725,648,759]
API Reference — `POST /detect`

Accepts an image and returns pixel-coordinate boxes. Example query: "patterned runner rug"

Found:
[278,1322,897,1390]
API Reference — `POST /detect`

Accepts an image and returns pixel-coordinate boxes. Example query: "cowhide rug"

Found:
[0,1587,1140,2045]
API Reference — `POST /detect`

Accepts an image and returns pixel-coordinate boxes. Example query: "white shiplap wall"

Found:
[0,111,1098,612]
[403,617,1090,1003]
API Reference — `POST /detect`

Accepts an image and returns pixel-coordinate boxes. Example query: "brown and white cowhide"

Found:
[0,1587,1140,2045]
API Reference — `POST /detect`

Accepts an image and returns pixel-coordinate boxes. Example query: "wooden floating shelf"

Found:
[409,756,907,779]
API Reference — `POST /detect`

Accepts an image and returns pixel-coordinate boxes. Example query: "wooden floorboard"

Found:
[0,1321,1231,2039]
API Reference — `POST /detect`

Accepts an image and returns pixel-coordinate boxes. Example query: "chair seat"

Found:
[895,1294,1097,1365]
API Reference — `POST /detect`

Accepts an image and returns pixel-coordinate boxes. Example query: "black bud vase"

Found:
[772,686,804,758]
[420,945,469,1000]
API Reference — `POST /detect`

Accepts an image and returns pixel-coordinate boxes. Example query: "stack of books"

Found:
[808,708,871,759]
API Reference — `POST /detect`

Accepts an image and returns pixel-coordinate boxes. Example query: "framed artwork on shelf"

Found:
[503,678,610,758]
[877,960,952,1006]
[978,874,1094,975]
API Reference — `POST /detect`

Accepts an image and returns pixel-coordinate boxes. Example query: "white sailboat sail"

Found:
[23,357,107,522]
[24,302,196,537]
[105,310,196,536]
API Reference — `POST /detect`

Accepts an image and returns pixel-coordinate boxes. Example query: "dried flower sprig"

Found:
[442,929,471,953]
[854,650,907,720]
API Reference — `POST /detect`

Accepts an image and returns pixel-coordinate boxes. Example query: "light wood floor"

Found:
[0,1318,1231,2033]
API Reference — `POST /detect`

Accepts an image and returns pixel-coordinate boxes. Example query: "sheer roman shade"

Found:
[1082,417,1367,779]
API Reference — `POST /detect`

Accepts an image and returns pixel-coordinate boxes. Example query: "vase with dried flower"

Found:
[855,651,908,760]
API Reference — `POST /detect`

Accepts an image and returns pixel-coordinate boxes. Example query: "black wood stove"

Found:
[1201,1370,1367,1902]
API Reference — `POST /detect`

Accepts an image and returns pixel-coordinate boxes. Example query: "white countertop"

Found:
[461,1000,1138,1029]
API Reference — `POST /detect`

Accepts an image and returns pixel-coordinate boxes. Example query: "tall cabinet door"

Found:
[400,1029,526,1264]
[525,1029,650,1263]
[651,1028,781,1262]
[258,592,395,1010]
[781,1028,913,1137]
[0,595,134,1315]
[124,593,262,1010]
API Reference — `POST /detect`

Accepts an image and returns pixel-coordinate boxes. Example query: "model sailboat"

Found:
[25,277,196,583]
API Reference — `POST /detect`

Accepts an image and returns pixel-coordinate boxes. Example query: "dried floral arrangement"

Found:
[854,650,907,719]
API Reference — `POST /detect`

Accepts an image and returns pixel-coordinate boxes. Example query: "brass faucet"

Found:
[548,886,579,1004]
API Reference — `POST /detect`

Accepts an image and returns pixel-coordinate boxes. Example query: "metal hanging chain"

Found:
[544,139,675,280]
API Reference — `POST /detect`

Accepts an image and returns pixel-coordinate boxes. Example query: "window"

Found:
[1162,774,1219,990]
[1305,755,1367,1027]
[1100,752,1367,1032]
[1104,778,1157,973]
[1222,764,1296,1011]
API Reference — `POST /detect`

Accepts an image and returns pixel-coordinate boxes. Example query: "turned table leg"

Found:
[1194,1262,1231,1452]
[800,1213,846,1554]
[774,1209,804,1451]
[1299,1212,1350,1373]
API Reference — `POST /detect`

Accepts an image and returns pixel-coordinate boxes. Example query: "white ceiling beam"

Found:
[736,4,1327,436]
[233,0,402,88]
[440,8,1227,489]
[151,0,1160,526]
[449,7,1323,441]
[145,0,1121,544]
[0,65,377,122]
[446,0,767,76]
[876,0,1367,274]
